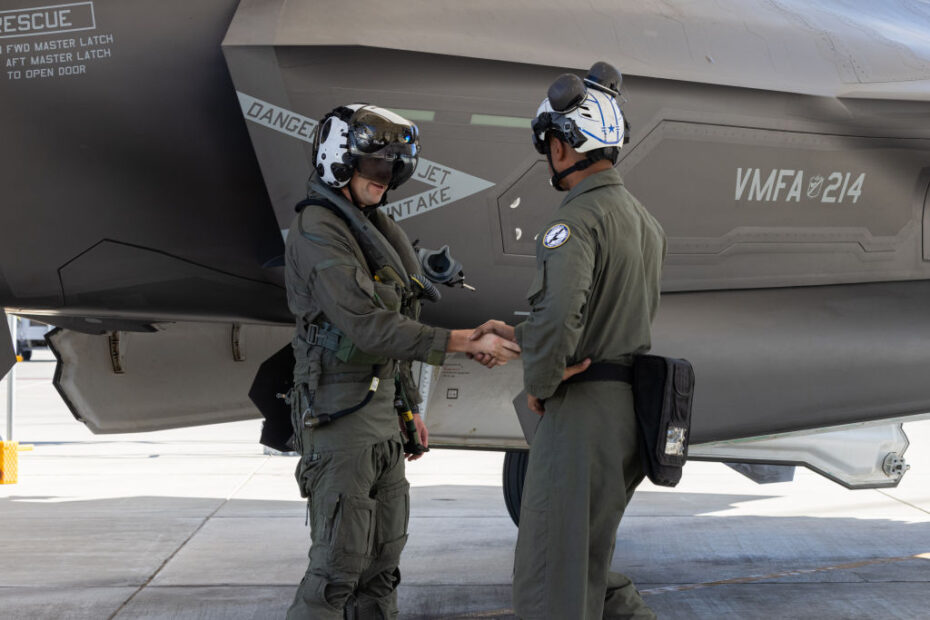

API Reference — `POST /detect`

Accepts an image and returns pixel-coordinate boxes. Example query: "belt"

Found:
[563,362,632,385]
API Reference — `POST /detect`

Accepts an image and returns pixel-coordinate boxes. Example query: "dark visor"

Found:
[356,145,418,188]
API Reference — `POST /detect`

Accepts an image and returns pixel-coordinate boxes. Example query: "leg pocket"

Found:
[374,478,410,545]
[329,493,378,575]
[295,452,324,500]
[359,533,408,598]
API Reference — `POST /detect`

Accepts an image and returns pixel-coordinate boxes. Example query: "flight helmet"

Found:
[312,104,420,191]
[531,61,630,190]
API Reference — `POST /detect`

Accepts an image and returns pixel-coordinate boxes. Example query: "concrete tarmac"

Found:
[1,351,929,619]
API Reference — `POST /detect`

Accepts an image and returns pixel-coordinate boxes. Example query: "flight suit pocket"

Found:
[372,278,402,313]
[295,451,324,500]
[374,479,410,545]
[354,267,376,298]
[329,494,378,574]
[335,268,395,365]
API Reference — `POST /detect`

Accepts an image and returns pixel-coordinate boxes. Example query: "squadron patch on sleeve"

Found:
[543,223,571,249]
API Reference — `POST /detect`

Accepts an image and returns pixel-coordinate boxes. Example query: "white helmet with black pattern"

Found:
[312,104,420,190]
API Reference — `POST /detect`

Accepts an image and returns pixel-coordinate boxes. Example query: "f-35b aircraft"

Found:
[2,0,929,517]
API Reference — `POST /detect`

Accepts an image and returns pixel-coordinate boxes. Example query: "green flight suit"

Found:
[284,197,450,619]
[512,168,666,619]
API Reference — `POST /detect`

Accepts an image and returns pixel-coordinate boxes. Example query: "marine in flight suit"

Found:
[474,64,667,618]
[285,103,518,619]
[512,165,666,619]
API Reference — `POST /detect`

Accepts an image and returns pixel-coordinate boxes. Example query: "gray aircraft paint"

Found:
[0,0,287,325]
[2,0,930,456]
[221,0,930,99]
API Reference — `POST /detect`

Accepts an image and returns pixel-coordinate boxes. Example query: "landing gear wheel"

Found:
[503,450,529,526]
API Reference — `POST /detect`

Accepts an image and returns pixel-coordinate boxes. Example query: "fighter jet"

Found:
[2,0,929,520]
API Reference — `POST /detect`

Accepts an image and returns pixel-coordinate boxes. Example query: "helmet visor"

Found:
[349,107,419,155]
[356,144,418,188]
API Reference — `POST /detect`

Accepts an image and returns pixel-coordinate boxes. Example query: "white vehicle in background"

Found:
[15,318,52,361]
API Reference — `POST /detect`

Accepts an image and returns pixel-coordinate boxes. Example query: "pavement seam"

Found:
[876,489,930,516]
[106,455,271,619]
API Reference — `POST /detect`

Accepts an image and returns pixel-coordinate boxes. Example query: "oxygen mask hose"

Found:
[410,274,441,303]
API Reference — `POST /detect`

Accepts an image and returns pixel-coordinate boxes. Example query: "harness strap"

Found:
[303,322,343,352]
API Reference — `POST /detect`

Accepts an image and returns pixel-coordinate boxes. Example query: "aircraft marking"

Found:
[0,2,96,39]
[807,174,824,198]
[735,167,865,204]
[236,92,495,221]
[2,2,112,82]
[236,92,318,142]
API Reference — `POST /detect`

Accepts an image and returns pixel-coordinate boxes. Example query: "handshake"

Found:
[468,320,520,368]
[448,320,520,368]
[448,319,590,415]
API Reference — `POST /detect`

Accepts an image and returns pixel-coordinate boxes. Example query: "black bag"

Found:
[632,355,695,487]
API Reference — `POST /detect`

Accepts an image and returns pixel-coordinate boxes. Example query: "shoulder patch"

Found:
[543,223,571,249]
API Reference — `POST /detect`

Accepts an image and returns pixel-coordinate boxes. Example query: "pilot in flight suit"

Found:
[476,63,667,618]
[284,104,519,619]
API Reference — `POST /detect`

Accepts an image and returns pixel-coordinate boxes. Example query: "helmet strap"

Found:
[548,150,595,191]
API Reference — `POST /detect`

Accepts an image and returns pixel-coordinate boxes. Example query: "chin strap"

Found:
[545,145,596,192]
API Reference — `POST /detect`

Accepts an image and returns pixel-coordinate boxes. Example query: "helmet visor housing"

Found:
[347,106,420,188]
[348,107,418,154]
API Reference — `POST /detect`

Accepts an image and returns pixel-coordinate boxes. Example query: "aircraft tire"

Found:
[503,449,529,526]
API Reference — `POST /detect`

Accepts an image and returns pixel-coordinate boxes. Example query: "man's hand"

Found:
[449,328,520,367]
[463,321,518,368]
[526,359,593,417]
[469,351,498,368]
[528,394,545,416]
[406,413,429,462]
[468,320,515,343]
[470,333,521,364]
[563,358,591,380]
